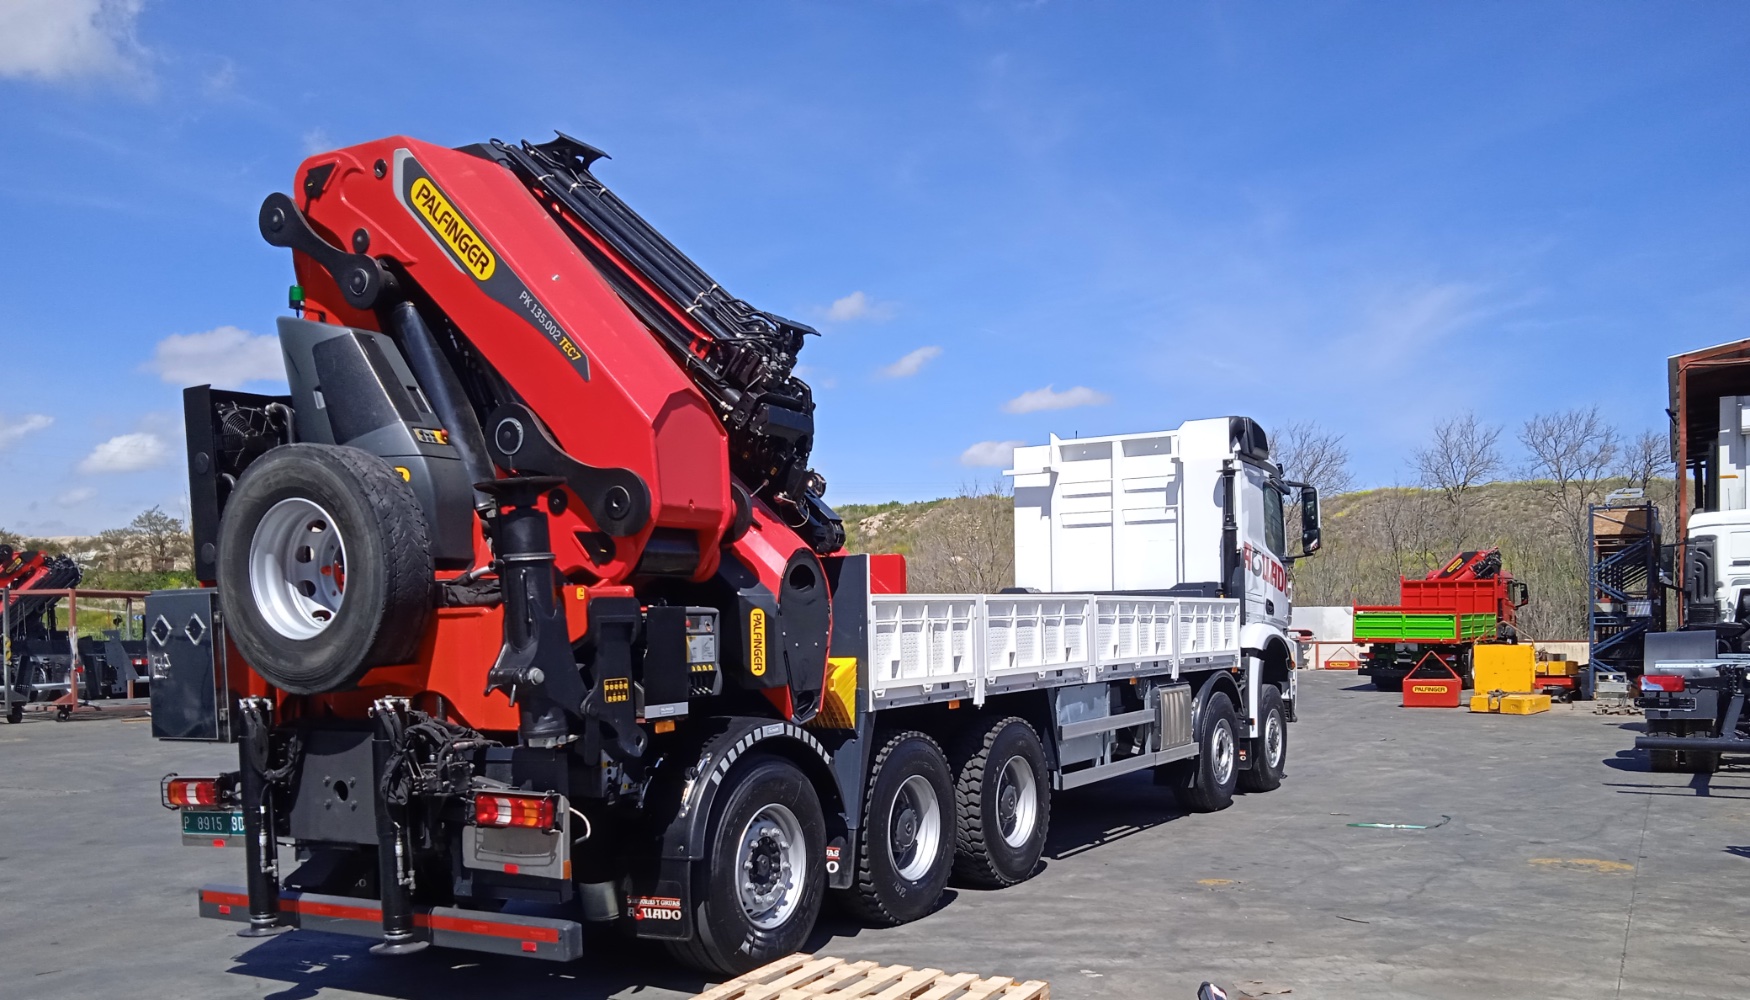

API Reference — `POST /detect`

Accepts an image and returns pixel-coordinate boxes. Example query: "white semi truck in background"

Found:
[1635,341,1750,770]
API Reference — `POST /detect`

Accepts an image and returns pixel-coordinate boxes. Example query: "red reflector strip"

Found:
[199,888,564,946]
[420,912,562,943]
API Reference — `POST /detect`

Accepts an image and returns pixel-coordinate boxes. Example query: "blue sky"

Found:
[0,1,1745,534]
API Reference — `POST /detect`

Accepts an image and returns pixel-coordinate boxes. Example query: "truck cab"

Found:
[1007,416,1322,725]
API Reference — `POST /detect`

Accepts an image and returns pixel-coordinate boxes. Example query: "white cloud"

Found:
[302,127,334,155]
[145,326,284,388]
[1002,384,1112,414]
[0,414,53,450]
[960,440,1027,467]
[79,432,169,474]
[56,486,97,505]
[823,290,895,323]
[880,345,942,379]
[0,0,148,84]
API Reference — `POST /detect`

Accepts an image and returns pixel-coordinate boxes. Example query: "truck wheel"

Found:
[949,716,1050,888]
[838,731,954,925]
[216,444,433,695]
[1372,676,1402,692]
[1238,685,1287,793]
[667,755,826,977]
[6,703,21,724]
[1648,749,1680,772]
[1175,692,1239,813]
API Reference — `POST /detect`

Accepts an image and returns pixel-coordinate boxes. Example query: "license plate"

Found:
[182,808,245,844]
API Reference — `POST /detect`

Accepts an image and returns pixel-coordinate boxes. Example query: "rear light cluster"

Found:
[162,776,222,809]
[474,792,557,831]
[1642,674,1685,693]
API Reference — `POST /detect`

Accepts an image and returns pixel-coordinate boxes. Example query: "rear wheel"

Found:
[667,755,826,976]
[1238,685,1287,793]
[1174,692,1239,813]
[1372,675,1403,692]
[949,717,1050,888]
[838,731,954,925]
[5,703,21,724]
[216,444,432,694]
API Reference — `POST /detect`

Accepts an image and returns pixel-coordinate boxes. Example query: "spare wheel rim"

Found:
[249,497,347,640]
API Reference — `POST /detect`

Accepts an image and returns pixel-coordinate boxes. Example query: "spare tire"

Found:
[217,444,433,694]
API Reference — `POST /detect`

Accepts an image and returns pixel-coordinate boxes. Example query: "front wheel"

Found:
[666,755,826,977]
[1238,685,1287,792]
[838,731,955,925]
[1173,692,1239,813]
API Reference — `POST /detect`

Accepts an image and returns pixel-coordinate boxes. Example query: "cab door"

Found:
[1239,464,1291,631]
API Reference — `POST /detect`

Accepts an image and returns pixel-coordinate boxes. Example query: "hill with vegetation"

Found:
[840,476,1675,641]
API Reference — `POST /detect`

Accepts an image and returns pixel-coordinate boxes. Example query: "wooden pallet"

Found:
[695,954,1049,1000]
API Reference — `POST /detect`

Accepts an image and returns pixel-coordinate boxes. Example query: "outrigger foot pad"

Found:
[369,937,430,957]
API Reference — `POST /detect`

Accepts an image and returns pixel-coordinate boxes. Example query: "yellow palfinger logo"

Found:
[409,176,495,280]
[749,608,767,677]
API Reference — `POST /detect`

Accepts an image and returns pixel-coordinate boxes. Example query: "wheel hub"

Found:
[1212,724,1235,785]
[995,754,1038,847]
[888,773,942,882]
[735,804,806,929]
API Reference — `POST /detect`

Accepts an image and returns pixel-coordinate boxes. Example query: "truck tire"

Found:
[1648,749,1680,772]
[1238,685,1287,793]
[1175,692,1239,813]
[838,731,954,925]
[667,754,826,976]
[216,444,433,695]
[1372,676,1402,692]
[949,716,1050,888]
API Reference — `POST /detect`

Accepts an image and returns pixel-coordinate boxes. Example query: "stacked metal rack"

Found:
[4,585,151,723]
[1586,493,1667,697]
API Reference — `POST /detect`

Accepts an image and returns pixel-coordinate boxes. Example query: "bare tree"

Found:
[1519,407,1620,555]
[907,490,1014,593]
[1618,428,1674,493]
[129,506,190,573]
[1414,413,1503,542]
[93,527,141,572]
[1273,420,1354,496]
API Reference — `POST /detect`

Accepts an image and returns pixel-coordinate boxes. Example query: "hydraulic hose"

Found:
[387,300,496,514]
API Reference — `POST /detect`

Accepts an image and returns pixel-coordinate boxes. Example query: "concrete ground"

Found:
[3,671,1748,1000]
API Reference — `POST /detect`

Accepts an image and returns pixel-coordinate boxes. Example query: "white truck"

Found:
[150,130,1329,978]
[1005,418,1320,772]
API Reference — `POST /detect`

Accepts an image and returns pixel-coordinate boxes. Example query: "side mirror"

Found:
[1298,485,1321,556]
[1196,984,1229,1000]
[1511,581,1529,608]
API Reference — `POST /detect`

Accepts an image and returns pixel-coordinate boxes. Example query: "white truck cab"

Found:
[1007,416,1321,731]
